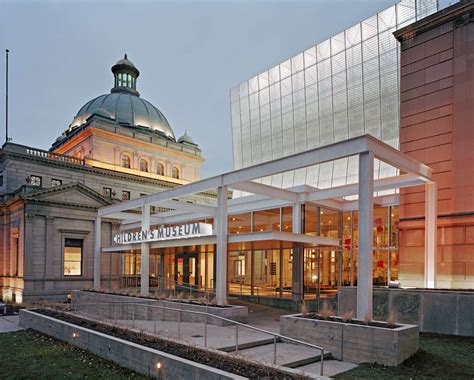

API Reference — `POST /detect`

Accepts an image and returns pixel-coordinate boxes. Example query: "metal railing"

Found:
[71,301,325,376]
[227,281,298,298]
[227,281,339,301]
[118,275,217,302]
[25,147,85,165]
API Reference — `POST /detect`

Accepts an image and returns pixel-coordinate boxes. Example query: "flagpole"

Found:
[5,49,9,144]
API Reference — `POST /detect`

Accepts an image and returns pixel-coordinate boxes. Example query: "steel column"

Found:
[424,182,437,288]
[216,186,228,305]
[357,151,374,320]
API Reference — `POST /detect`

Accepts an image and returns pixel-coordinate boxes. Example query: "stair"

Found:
[224,341,330,369]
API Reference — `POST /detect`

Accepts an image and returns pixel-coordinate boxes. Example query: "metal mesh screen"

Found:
[230,0,438,195]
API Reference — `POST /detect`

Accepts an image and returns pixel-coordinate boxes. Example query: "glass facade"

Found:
[225,204,400,299]
[230,0,437,193]
[114,203,399,299]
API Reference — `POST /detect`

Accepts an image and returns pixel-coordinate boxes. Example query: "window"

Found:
[64,238,83,276]
[29,175,42,187]
[0,175,3,186]
[51,178,62,187]
[103,187,112,197]
[139,159,149,172]
[122,191,130,201]
[13,236,19,277]
[156,162,165,176]
[171,167,179,179]
[121,154,131,168]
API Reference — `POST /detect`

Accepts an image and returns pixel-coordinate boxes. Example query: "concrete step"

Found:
[296,359,358,377]
[227,341,329,368]
[218,337,280,352]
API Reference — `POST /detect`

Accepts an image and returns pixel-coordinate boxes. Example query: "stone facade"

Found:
[395,2,474,288]
[53,116,203,184]
[0,56,214,303]
[0,144,214,302]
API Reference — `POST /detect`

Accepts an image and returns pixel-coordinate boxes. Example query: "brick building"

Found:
[395,1,474,288]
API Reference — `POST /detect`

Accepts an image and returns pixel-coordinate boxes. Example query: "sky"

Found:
[0,0,424,178]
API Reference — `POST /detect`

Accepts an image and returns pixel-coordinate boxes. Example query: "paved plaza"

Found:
[0,315,24,333]
[72,300,357,378]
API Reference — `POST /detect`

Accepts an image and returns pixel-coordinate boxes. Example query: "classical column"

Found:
[44,216,54,279]
[215,186,228,305]
[93,216,102,290]
[424,182,437,289]
[140,204,150,295]
[357,151,374,320]
[292,203,304,301]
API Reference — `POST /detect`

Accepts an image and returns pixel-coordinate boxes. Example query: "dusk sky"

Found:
[2,0,413,177]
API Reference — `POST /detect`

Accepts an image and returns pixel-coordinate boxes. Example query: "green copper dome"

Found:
[69,55,175,140]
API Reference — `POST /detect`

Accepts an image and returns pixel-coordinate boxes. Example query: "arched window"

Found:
[139,158,149,172]
[156,162,165,176]
[121,154,131,169]
[171,167,179,179]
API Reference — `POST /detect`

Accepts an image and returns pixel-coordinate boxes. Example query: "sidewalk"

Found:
[0,315,24,333]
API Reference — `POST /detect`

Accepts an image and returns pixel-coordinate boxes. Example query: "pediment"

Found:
[23,182,111,209]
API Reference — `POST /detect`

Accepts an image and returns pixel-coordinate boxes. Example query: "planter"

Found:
[19,309,245,380]
[338,287,474,336]
[72,290,248,326]
[280,314,419,366]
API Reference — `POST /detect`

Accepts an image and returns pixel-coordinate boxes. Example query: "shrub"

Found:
[300,301,309,316]
[387,309,398,327]
[364,313,372,325]
[341,310,354,323]
[319,301,335,319]
[176,292,187,301]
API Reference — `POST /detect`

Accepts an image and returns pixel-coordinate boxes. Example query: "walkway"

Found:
[0,315,24,333]
[71,299,357,378]
[229,298,289,332]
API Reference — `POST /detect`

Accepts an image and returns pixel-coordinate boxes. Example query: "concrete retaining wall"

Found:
[19,309,246,380]
[232,294,337,313]
[338,287,474,336]
[280,314,418,366]
[72,291,248,326]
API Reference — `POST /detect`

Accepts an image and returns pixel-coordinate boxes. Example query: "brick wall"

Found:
[396,3,474,288]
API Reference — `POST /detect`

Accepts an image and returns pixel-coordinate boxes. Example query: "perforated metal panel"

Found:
[230,0,438,193]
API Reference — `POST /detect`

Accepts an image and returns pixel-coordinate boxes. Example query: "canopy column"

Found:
[424,182,437,288]
[93,216,102,290]
[292,203,304,301]
[357,151,374,320]
[140,204,150,295]
[216,186,228,305]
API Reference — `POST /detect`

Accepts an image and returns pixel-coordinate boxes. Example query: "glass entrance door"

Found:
[174,252,198,287]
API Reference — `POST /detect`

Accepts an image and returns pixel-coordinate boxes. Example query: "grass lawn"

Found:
[0,329,148,379]
[335,332,474,379]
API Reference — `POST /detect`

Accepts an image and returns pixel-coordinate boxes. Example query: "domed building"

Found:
[51,55,202,184]
[0,56,210,303]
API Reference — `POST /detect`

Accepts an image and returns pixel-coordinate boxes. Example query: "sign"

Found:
[113,222,213,244]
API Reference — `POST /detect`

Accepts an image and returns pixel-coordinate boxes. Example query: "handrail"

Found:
[154,275,217,297]
[227,280,303,297]
[71,300,325,376]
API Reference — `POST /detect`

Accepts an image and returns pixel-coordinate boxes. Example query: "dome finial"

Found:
[178,130,195,145]
[111,54,140,96]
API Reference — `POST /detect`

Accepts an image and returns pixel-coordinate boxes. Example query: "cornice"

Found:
[394,1,474,42]
[1,150,181,188]
[89,127,204,162]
